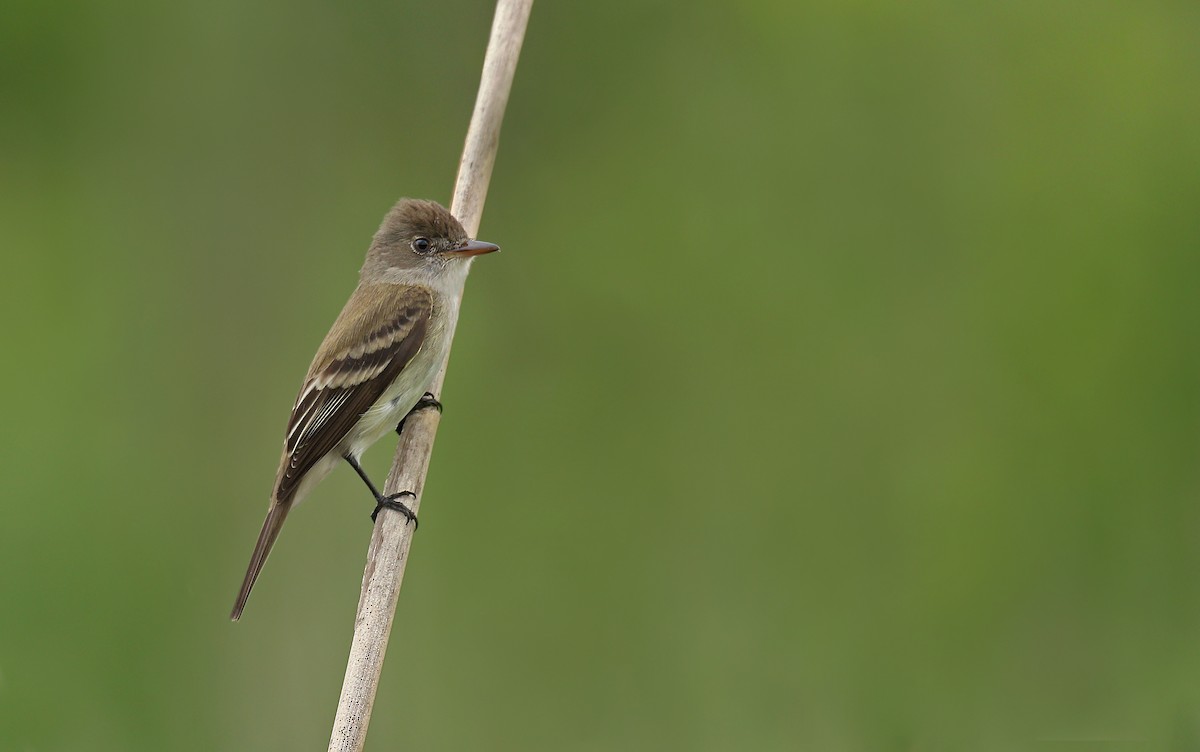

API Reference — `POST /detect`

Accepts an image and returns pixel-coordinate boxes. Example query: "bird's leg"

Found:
[344,455,418,528]
[395,391,443,435]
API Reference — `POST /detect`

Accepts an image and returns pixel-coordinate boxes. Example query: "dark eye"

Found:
[412,237,432,253]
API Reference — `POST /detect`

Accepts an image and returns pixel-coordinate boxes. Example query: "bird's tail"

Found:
[230,501,291,621]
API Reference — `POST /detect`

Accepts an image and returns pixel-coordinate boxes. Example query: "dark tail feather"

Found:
[230,501,291,621]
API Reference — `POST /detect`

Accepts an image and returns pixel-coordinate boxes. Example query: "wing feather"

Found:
[274,284,432,503]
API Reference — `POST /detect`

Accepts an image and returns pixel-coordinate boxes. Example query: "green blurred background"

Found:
[2,0,1199,749]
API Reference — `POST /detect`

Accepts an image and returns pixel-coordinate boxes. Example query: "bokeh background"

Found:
[3,0,1199,749]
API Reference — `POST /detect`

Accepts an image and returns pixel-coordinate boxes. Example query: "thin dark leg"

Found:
[344,455,419,528]
[395,392,444,435]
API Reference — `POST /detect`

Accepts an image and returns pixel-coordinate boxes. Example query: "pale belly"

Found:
[339,312,451,459]
[282,341,439,506]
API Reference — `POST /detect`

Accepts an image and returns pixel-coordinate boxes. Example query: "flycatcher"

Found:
[230,197,499,621]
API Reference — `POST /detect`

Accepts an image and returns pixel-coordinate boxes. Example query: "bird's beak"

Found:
[441,239,500,258]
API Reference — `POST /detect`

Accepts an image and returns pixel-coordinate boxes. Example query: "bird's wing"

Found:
[273,283,433,503]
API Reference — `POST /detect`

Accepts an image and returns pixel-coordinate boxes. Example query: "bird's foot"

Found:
[371,491,418,528]
[414,392,443,414]
[395,392,444,435]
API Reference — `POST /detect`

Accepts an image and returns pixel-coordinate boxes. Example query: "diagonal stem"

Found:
[327,2,532,750]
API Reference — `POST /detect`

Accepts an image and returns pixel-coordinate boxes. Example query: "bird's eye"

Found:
[412,237,432,253]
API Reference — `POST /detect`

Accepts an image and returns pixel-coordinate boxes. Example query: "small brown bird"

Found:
[231,198,499,620]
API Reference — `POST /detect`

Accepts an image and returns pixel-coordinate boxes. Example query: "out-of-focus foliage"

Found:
[2,1,1198,749]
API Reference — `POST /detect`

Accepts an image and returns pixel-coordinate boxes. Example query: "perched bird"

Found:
[231,198,499,621]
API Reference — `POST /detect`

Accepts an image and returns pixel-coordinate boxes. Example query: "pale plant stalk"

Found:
[327,1,532,749]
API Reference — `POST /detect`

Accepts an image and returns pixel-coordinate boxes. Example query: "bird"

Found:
[230,197,499,621]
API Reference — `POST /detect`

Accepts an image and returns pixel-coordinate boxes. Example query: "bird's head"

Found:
[364,198,499,283]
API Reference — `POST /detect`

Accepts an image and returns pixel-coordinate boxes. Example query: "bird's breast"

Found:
[341,304,454,457]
